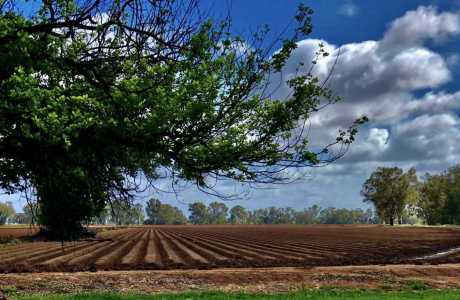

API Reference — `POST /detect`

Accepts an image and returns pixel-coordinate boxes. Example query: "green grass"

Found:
[11,289,460,300]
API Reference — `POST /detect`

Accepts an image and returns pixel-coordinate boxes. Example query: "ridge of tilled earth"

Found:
[0,225,460,273]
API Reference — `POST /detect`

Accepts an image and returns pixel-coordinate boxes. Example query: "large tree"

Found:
[0,201,15,225]
[418,165,460,225]
[144,198,186,225]
[188,202,209,225]
[228,205,249,224]
[361,167,417,226]
[0,0,364,239]
[442,166,460,224]
[417,173,448,225]
[208,201,228,224]
[110,199,144,225]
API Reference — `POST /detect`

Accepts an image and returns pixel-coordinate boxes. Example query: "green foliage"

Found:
[144,198,186,225]
[294,205,321,224]
[0,1,363,239]
[0,201,14,225]
[188,202,209,225]
[208,202,228,224]
[406,280,429,291]
[109,200,144,226]
[228,205,249,224]
[361,167,418,226]
[23,202,39,224]
[418,165,460,225]
[442,166,460,224]
[185,202,378,225]
[318,207,374,225]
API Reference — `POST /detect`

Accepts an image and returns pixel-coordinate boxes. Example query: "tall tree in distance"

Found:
[417,174,447,225]
[188,202,209,225]
[110,199,144,225]
[0,0,365,239]
[208,202,228,224]
[361,167,418,226]
[23,202,40,225]
[0,201,14,225]
[145,199,162,225]
[443,166,460,224]
[229,205,249,224]
[144,199,186,225]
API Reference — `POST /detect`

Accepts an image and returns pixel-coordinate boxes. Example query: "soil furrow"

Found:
[120,229,151,265]
[158,230,208,265]
[175,231,278,261]
[155,230,186,265]
[183,232,301,261]
[144,229,163,266]
[162,230,229,263]
[65,241,119,267]
[37,241,109,267]
[190,231,323,260]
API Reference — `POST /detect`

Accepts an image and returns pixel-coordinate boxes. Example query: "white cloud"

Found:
[338,1,358,17]
[381,6,460,49]
[269,5,460,178]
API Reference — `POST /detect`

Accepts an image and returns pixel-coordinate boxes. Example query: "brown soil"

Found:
[0,227,39,238]
[1,264,460,295]
[0,225,460,273]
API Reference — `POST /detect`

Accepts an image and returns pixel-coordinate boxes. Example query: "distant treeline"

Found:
[7,164,459,227]
[143,198,379,225]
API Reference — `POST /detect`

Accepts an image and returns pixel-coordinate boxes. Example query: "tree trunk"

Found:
[389,216,394,226]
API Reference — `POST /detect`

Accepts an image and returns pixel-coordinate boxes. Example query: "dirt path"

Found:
[1,264,460,295]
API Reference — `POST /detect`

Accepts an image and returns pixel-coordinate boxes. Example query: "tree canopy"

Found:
[144,198,186,225]
[229,205,249,224]
[0,201,15,225]
[417,165,460,225]
[361,167,417,226]
[0,0,364,239]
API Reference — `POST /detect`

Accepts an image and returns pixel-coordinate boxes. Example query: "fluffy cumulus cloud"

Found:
[270,5,460,181]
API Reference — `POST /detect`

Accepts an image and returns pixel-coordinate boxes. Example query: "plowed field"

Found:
[0,225,459,273]
[0,226,39,238]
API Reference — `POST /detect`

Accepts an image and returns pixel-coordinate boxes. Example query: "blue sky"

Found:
[4,0,460,214]
[156,0,460,213]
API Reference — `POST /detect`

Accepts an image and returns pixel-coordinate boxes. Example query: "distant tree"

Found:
[361,208,376,224]
[188,202,209,225]
[251,206,296,224]
[229,205,249,224]
[442,166,460,224]
[361,167,418,226]
[249,208,268,224]
[132,204,145,225]
[93,205,111,225]
[145,199,187,225]
[11,213,28,224]
[158,205,187,225]
[110,200,144,225]
[145,199,162,225]
[23,202,40,224]
[208,202,228,224]
[318,207,347,224]
[295,205,321,224]
[0,201,15,225]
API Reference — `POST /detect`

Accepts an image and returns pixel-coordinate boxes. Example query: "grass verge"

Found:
[11,289,460,300]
